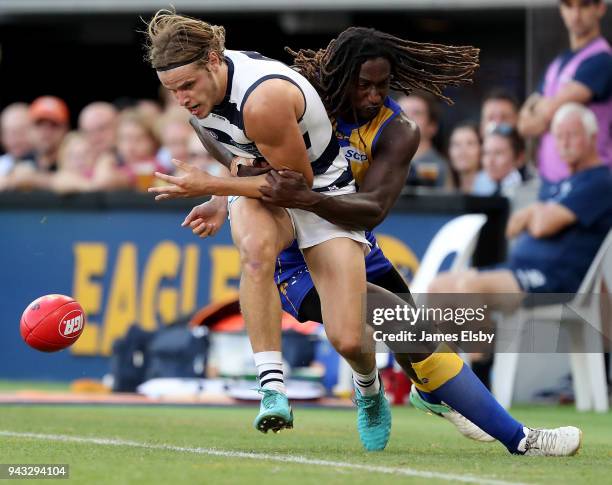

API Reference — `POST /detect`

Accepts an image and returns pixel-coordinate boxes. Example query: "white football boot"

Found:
[519,426,582,456]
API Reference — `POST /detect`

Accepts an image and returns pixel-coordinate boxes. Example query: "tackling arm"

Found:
[260,115,419,231]
[188,116,235,170]
[150,79,312,200]
[243,79,314,187]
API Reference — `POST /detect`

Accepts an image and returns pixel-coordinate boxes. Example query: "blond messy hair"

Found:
[145,8,226,70]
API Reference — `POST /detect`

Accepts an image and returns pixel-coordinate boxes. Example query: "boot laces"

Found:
[527,429,558,452]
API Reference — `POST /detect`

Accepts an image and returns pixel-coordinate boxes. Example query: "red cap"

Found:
[30,96,70,125]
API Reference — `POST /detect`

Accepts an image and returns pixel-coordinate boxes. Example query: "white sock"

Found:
[254,351,286,394]
[353,367,380,397]
[516,427,531,453]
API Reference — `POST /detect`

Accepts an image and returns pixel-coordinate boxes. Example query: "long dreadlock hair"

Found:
[286,27,479,118]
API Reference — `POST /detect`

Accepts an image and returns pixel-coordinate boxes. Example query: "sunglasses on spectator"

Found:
[485,122,516,137]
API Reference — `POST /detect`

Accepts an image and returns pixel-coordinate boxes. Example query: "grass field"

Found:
[0,401,610,485]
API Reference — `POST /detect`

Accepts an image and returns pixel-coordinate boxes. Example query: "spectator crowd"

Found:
[0,91,220,194]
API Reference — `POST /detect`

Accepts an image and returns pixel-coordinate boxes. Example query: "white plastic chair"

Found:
[492,229,612,412]
[410,214,488,294]
[334,214,488,395]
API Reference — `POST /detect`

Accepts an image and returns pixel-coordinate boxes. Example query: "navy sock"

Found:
[429,364,526,453]
[417,389,442,405]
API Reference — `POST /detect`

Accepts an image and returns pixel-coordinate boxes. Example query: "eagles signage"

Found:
[0,192,505,380]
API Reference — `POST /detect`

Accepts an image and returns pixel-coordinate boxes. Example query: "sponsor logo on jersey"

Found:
[343,148,368,162]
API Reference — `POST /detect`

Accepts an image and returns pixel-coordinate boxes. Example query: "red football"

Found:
[20,294,86,352]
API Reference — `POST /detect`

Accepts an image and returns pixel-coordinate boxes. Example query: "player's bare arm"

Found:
[150,80,312,200]
[242,79,313,186]
[259,115,419,231]
[188,116,235,170]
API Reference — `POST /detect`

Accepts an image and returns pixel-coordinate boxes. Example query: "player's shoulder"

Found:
[228,49,298,102]
[379,106,419,147]
[242,78,300,115]
[371,113,419,167]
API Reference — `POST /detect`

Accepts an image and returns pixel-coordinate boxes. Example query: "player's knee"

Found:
[238,234,276,280]
[329,333,363,361]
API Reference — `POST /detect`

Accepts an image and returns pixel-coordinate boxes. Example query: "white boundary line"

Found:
[0,430,529,485]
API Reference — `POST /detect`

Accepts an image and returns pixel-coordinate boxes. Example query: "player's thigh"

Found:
[303,237,366,334]
[229,197,294,255]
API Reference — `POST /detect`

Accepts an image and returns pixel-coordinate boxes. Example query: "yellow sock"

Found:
[411,344,464,393]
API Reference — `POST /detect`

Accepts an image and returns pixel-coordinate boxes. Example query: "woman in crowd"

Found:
[50,131,95,193]
[447,121,482,193]
[473,123,524,197]
[115,109,165,191]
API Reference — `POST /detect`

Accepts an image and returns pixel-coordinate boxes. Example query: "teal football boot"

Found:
[354,379,391,451]
[253,389,294,434]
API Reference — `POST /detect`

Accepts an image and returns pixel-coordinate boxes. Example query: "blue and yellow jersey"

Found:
[274,96,403,299]
[333,96,403,187]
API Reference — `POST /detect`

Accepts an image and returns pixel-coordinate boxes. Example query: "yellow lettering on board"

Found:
[71,243,107,355]
[209,245,240,303]
[181,244,200,315]
[100,243,138,355]
[140,241,180,329]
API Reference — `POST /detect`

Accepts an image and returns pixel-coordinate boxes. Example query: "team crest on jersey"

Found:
[334,129,350,142]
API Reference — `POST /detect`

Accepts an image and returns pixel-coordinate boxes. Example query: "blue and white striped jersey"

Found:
[198,50,355,194]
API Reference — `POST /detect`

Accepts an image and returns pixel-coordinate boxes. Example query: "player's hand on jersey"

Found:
[181,197,228,238]
[259,170,318,209]
[235,158,273,177]
[149,158,215,200]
